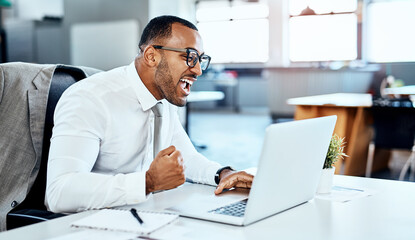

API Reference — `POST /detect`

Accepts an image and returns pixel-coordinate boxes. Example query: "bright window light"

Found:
[366,0,415,62]
[289,14,357,62]
[198,19,269,63]
[196,2,230,22]
[231,4,269,20]
[197,2,269,63]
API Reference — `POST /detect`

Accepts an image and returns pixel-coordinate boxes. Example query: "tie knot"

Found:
[151,102,163,117]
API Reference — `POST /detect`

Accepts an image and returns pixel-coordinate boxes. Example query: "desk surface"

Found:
[287,93,373,107]
[187,91,225,103]
[1,175,415,240]
[383,85,415,95]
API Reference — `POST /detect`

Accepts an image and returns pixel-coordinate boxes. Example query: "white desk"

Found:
[383,85,415,96]
[286,93,373,107]
[1,175,415,240]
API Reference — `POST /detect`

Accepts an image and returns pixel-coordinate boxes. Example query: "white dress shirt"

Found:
[46,62,221,213]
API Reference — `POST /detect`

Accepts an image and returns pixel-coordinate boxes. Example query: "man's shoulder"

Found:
[66,66,129,96]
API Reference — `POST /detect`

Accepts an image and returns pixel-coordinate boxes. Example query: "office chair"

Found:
[365,103,415,181]
[6,65,100,230]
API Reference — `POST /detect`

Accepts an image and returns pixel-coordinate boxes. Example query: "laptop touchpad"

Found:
[166,188,249,214]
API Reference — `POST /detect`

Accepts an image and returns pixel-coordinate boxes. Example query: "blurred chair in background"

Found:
[366,104,415,181]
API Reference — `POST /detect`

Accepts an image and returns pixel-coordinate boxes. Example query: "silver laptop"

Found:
[166,115,337,226]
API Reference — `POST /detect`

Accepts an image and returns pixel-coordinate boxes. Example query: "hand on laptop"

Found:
[214,170,254,195]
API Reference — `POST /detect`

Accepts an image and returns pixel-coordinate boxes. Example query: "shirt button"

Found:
[11,201,18,208]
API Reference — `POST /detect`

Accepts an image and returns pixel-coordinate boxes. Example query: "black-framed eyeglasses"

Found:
[153,45,211,71]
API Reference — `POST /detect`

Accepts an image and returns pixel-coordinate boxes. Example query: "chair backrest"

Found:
[14,66,93,211]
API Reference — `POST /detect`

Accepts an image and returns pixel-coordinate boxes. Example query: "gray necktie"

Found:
[151,102,163,158]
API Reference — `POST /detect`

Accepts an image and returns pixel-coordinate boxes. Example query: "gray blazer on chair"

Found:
[0,62,98,231]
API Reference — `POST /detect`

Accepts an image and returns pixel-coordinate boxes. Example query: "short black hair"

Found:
[139,15,198,52]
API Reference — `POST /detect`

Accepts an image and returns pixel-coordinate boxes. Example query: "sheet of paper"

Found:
[315,185,376,202]
[71,209,178,235]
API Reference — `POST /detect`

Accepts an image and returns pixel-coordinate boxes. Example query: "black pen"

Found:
[130,208,144,225]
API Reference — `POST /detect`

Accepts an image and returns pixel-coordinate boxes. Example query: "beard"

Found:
[154,57,187,107]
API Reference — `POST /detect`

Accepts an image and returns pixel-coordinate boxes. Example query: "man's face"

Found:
[154,23,204,107]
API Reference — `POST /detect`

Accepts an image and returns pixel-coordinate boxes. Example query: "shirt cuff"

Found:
[206,164,223,186]
[124,171,148,204]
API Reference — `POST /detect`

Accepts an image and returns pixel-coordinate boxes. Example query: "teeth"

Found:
[180,78,193,86]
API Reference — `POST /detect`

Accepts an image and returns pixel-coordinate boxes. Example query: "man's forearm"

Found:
[46,171,147,212]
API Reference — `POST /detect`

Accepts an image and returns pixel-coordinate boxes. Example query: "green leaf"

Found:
[324,134,348,169]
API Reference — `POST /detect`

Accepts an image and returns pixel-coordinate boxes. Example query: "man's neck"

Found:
[135,57,162,100]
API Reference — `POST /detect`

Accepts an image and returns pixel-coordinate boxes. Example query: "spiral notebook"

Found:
[71,209,178,235]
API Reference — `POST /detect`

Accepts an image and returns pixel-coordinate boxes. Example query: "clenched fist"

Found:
[145,145,185,194]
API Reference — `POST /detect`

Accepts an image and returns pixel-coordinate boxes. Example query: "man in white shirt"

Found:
[46,15,253,213]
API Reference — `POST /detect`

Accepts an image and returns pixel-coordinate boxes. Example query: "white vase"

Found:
[317,167,335,194]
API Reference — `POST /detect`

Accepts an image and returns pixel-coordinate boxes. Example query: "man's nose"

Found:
[190,61,203,76]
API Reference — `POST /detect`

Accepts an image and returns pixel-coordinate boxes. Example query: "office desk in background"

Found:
[1,175,414,240]
[185,90,224,134]
[184,91,224,149]
[287,93,373,176]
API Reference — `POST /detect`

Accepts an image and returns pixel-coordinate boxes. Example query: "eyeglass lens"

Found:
[200,56,210,70]
[187,50,210,70]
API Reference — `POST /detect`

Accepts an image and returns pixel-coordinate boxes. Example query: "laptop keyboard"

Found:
[208,199,248,217]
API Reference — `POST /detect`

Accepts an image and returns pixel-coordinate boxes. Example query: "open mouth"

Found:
[179,78,194,95]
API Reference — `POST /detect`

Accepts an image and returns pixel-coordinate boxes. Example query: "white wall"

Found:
[266,69,375,117]
[71,20,139,70]
[62,0,149,67]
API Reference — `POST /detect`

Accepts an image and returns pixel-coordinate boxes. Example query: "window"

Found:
[366,0,415,63]
[288,0,358,62]
[196,1,269,63]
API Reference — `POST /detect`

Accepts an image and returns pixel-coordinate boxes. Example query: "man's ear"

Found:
[142,45,159,68]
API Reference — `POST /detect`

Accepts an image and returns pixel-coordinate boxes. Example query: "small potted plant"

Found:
[317,134,348,194]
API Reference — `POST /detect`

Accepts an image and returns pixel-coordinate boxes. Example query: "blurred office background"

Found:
[1,0,414,180]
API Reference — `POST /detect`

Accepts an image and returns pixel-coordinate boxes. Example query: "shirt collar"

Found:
[126,61,160,112]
